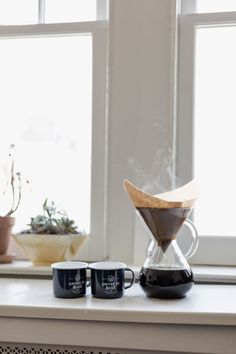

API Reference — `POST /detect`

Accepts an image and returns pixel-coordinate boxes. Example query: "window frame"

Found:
[5,0,235,267]
[0,20,108,262]
[177,5,236,265]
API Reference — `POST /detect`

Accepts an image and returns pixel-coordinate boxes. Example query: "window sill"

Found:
[192,264,236,284]
[0,277,235,326]
[0,261,236,284]
[0,276,235,353]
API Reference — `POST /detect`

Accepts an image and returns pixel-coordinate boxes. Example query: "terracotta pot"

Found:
[0,217,15,255]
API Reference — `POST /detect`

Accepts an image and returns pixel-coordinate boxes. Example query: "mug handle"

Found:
[183,218,199,260]
[124,268,135,289]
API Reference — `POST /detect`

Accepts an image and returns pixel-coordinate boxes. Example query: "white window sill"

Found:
[0,273,235,353]
[0,260,236,284]
[0,277,235,326]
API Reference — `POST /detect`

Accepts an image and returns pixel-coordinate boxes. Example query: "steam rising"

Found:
[128,148,182,194]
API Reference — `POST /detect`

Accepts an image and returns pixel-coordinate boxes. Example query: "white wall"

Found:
[107,0,177,263]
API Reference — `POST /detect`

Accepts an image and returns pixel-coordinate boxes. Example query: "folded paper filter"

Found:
[124,179,199,209]
[124,179,199,252]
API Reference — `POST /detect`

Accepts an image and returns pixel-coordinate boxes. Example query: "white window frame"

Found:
[6,0,235,268]
[177,0,236,265]
[1,15,108,261]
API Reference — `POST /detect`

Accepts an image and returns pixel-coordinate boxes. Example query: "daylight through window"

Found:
[0,35,92,234]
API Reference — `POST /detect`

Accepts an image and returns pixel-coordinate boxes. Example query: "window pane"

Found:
[194,26,236,236]
[0,0,38,25]
[0,35,92,234]
[197,0,236,13]
[45,0,97,23]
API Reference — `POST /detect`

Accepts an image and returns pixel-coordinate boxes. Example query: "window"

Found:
[0,0,38,25]
[45,0,97,23]
[0,36,93,235]
[178,0,236,265]
[194,26,236,237]
[3,1,233,267]
[182,0,236,14]
[0,0,104,25]
[0,0,108,261]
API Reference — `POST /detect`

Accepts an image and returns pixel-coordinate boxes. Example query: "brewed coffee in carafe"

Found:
[124,179,199,299]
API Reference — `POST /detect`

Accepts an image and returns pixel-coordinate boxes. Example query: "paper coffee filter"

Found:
[124,179,199,209]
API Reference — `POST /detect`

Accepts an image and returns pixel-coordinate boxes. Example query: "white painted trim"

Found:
[176,15,195,184]
[180,11,236,24]
[38,0,45,24]
[0,21,108,262]
[1,261,236,284]
[190,236,236,266]
[88,26,108,260]
[0,21,107,37]
[0,279,235,353]
[177,11,236,265]
[97,0,108,20]
[181,0,197,14]
[170,0,180,189]
[192,265,236,283]
[1,317,235,353]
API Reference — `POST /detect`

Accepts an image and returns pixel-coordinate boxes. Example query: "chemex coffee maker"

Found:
[124,179,199,299]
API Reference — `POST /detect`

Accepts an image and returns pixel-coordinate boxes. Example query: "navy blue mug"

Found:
[89,261,135,299]
[51,261,88,298]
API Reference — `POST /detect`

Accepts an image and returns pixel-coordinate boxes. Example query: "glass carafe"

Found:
[137,207,199,299]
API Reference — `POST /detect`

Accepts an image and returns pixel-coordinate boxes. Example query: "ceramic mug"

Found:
[51,261,88,298]
[89,261,135,299]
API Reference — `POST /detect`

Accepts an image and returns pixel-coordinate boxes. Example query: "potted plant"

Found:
[13,199,88,266]
[0,145,21,258]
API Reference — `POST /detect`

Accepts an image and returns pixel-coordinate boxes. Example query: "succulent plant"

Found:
[25,199,79,235]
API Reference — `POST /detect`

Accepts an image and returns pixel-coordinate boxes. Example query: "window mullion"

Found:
[96,0,108,20]
[38,0,45,24]
[181,0,197,14]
